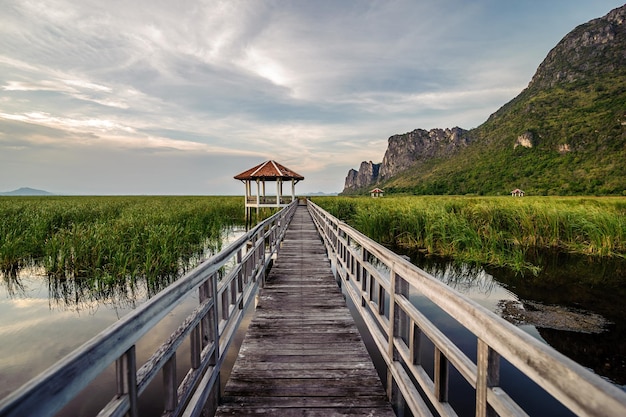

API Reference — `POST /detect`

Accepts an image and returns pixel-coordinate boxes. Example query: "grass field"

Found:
[0,196,245,296]
[312,196,626,273]
[3,195,624,282]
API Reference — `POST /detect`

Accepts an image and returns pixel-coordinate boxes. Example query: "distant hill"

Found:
[343,4,626,196]
[0,187,54,196]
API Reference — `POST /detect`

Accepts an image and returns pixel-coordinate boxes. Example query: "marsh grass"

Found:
[0,196,244,301]
[314,196,626,273]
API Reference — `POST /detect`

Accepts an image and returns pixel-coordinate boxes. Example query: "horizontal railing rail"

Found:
[308,200,626,417]
[0,201,298,417]
[245,196,293,205]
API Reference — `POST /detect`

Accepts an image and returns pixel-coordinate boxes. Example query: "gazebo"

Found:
[370,188,384,198]
[510,188,525,197]
[234,160,304,215]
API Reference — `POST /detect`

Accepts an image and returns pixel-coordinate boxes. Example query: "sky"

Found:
[1,0,624,195]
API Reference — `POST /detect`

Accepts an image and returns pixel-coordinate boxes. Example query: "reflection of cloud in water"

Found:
[0,274,200,403]
[369,251,520,314]
[0,224,250,405]
[0,226,245,313]
[420,260,518,313]
[8,298,46,309]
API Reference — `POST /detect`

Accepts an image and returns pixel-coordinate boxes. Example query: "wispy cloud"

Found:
[0,0,622,193]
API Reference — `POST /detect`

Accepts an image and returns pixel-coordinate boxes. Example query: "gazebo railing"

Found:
[245,196,294,205]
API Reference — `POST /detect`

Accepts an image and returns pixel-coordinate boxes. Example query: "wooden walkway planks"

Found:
[215,206,395,416]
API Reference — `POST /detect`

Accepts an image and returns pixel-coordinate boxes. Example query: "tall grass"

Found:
[313,196,626,273]
[0,196,244,299]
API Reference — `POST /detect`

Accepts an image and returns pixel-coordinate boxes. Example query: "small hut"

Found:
[234,160,304,216]
[370,188,384,198]
[511,188,525,197]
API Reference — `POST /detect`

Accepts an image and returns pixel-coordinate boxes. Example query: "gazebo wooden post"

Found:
[244,180,250,221]
[256,179,260,207]
[261,180,266,204]
[291,179,295,202]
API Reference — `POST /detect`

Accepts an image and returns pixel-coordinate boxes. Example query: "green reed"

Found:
[0,196,244,292]
[313,196,626,273]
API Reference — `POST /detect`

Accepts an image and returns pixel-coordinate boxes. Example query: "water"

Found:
[486,252,626,388]
[2,231,624,416]
[0,226,249,416]
[0,267,217,415]
[360,248,626,416]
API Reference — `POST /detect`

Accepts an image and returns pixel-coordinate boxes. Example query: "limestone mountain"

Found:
[344,161,381,192]
[378,127,473,181]
[343,4,626,196]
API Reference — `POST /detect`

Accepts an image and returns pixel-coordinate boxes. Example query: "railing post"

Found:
[257,228,266,287]
[410,322,422,366]
[388,268,410,408]
[387,268,398,402]
[195,274,212,414]
[435,347,449,402]
[237,249,244,309]
[208,272,221,410]
[116,346,138,417]
[163,354,177,411]
[206,272,220,366]
[476,339,500,417]
[230,278,237,307]
[221,286,230,320]
[361,248,368,295]
[199,280,211,348]
[191,324,201,369]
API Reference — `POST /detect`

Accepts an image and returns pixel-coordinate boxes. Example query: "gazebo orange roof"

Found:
[234,160,304,181]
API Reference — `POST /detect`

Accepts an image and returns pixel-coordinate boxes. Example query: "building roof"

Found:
[370,188,384,193]
[234,160,304,181]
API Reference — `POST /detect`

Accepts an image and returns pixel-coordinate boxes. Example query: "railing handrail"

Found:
[0,201,298,417]
[307,200,626,417]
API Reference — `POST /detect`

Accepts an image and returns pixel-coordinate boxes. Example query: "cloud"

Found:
[0,0,623,194]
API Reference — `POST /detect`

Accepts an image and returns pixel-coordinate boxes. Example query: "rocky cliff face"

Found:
[342,4,626,196]
[528,5,625,91]
[342,127,472,193]
[343,161,381,192]
[379,127,472,180]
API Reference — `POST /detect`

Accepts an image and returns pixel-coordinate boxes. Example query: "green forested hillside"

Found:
[377,6,626,196]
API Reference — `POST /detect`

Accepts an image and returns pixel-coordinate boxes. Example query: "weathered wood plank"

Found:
[215,206,394,416]
[217,407,391,417]
[220,396,390,408]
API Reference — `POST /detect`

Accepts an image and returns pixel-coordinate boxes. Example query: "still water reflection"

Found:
[332,238,626,415]
[0,227,247,416]
[397,250,626,387]
[3,228,624,416]
[385,248,626,416]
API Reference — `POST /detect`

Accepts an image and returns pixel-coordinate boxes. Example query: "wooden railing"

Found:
[245,196,293,205]
[308,201,626,417]
[0,201,298,417]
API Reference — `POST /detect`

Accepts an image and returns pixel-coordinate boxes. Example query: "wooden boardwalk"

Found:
[215,206,395,416]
